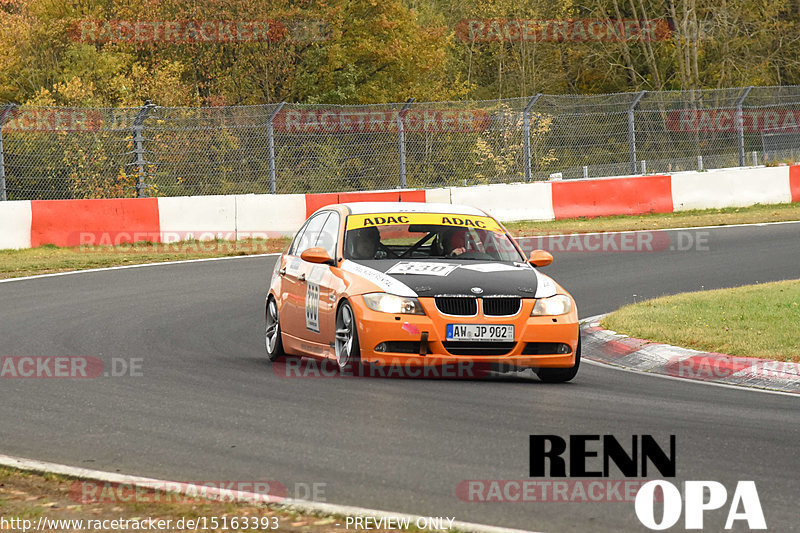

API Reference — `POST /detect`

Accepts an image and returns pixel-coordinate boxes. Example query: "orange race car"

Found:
[265,202,580,382]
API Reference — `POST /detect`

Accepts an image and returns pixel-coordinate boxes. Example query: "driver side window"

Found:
[315,212,340,258]
[289,212,330,256]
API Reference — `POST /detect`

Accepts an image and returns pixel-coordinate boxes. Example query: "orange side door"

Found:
[278,255,307,339]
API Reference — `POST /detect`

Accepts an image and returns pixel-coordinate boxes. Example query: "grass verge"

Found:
[505,202,800,235]
[601,279,800,363]
[0,466,427,533]
[0,238,290,280]
[1,202,798,280]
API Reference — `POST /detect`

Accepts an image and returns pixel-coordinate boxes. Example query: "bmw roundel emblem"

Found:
[471,287,484,294]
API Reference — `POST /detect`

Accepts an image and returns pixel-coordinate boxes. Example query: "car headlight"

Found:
[362,293,425,315]
[531,294,572,316]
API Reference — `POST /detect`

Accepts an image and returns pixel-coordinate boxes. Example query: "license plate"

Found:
[446,324,514,342]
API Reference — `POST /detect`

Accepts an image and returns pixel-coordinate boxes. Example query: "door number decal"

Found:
[305,282,320,333]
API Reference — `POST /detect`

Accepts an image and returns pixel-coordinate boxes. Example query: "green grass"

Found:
[504,202,800,235]
[1,202,798,280]
[601,280,800,362]
[0,238,290,279]
[0,466,439,532]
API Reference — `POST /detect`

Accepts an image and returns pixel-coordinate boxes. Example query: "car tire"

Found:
[335,301,361,372]
[536,336,581,383]
[265,296,285,362]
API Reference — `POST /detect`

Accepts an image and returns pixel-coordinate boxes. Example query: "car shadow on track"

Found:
[248,356,579,385]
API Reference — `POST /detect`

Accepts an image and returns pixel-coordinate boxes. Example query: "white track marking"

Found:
[3,219,797,284]
[525,218,800,239]
[0,454,541,533]
[0,253,281,284]
[582,358,799,398]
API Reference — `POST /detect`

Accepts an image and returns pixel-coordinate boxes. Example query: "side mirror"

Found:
[528,249,553,267]
[300,247,335,265]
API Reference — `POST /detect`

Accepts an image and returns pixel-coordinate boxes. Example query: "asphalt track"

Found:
[1,222,799,532]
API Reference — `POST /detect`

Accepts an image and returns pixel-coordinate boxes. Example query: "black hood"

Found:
[352,259,539,297]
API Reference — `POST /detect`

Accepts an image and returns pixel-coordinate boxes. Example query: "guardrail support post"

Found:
[132,101,156,198]
[0,104,16,201]
[397,98,414,189]
[628,91,646,175]
[268,102,286,195]
[523,94,543,182]
[736,86,754,167]
[0,129,5,201]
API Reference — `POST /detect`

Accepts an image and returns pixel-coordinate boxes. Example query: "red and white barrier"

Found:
[304,190,426,218]
[30,198,160,247]
[450,182,553,222]
[235,194,307,238]
[1,165,798,250]
[0,200,32,249]
[671,167,792,210]
[157,195,236,242]
[788,165,800,202]
[551,174,672,219]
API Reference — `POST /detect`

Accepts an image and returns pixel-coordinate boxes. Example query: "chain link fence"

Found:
[3,85,800,201]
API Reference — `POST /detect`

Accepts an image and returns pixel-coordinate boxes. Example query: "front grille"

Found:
[483,297,522,316]
[435,297,477,316]
[443,342,517,356]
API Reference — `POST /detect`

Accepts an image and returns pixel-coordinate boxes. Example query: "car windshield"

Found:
[343,213,524,262]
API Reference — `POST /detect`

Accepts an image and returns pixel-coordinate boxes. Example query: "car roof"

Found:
[339,201,488,216]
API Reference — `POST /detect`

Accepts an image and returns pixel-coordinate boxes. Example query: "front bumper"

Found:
[351,295,579,370]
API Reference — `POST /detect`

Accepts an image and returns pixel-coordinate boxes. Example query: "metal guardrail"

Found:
[3,85,800,200]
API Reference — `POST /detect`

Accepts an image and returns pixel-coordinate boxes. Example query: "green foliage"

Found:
[4,0,800,105]
[5,0,800,199]
[62,131,136,198]
[472,105,555,183]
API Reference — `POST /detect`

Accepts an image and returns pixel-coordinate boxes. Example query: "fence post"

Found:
[397,99,414,189]
[523,94,542,182]
[0,125,4,201]
[267,102,286,195]
[736,86,754,167]
[0,104,16,201]
[628,91,646,175]
[132,101,156,198]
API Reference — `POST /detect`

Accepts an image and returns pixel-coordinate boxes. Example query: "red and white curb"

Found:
[0,454,539,533]
[580,315,800,394]
[3,163,800,250]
